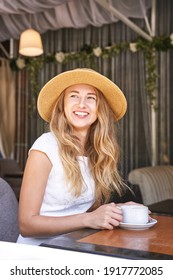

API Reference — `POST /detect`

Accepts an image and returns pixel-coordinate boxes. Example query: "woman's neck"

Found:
[74,128,87,141]
[73,130,88,152]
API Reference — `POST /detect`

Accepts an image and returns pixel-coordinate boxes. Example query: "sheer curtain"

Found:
[0,59,15,158]
[0,0,151,42]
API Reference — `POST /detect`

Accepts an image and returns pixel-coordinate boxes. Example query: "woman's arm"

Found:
[18,150,123,237]
[18,150,88,237]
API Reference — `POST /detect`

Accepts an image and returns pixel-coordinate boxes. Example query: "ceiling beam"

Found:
[95,0,152,41]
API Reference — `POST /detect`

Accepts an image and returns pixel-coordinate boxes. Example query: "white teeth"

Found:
[74,111,88,116]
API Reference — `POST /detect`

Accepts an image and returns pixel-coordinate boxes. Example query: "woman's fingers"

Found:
[87,203,123,230]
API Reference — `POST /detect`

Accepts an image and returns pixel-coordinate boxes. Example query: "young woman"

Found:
[17,68,135,245]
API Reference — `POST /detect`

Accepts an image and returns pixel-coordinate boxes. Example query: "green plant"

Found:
[10,34,173,111]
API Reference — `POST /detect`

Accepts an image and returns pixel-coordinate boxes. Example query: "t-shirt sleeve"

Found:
[29,133,58,164]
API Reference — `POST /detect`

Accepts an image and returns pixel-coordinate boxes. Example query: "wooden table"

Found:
[42,215,173,260]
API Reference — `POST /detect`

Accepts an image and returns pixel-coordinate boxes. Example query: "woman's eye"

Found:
[87,96,96,101]
[70,94,79,98]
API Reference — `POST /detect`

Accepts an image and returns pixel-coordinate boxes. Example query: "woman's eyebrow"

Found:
[68,90,79,93]
[65,90,79,96]
[67,91,97,95]
[86,92,98,97]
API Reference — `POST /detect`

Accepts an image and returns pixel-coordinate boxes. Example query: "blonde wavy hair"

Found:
[50,87,126,206]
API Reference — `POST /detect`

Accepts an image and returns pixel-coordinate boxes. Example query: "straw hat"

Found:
[37,68,127,122]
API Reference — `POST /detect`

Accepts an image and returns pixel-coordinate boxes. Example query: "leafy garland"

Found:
[10,34,173,109]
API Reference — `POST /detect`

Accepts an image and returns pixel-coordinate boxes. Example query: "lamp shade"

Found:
[19,28,43,56]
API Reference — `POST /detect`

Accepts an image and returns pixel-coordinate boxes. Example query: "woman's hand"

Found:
[117,201,143,207]
[84,201,152,230]
[84,202,122,230]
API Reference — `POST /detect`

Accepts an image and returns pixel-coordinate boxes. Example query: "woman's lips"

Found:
[74,111,89,117]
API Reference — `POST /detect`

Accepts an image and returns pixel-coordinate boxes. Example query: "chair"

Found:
[128,165,173,205]
[0,159,23,200]
[0,177,19,242]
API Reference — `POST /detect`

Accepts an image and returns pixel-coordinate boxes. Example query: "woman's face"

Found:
[64,84,98,135]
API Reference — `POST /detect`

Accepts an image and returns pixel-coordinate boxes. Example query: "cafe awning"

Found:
[0,0,152,42]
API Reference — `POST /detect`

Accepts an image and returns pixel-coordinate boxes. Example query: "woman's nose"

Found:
[78,97,86,108]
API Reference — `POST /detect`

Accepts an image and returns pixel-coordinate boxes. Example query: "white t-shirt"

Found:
[17,132,95,245]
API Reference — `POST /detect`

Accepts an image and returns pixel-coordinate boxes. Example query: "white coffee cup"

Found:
[121,205,149,224]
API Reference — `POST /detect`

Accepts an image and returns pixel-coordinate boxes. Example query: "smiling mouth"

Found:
[74,111,89,116]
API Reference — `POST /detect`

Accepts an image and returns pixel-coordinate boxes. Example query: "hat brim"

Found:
[37,68,127,122]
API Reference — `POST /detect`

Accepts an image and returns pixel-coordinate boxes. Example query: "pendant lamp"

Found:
[19,28,43,57]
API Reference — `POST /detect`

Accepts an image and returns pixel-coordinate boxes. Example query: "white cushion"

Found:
[128,166,173,205]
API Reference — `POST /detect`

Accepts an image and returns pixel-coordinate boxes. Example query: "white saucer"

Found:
[119,218,157,230]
